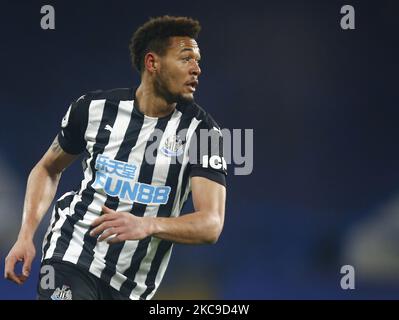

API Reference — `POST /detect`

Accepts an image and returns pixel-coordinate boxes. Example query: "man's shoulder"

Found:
[185,102,222,130]
[76,88,134,103]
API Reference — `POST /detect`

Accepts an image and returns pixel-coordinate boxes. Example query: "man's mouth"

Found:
[185,80,198,93]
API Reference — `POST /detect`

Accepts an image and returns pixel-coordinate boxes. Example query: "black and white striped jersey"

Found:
[41,88,226,300]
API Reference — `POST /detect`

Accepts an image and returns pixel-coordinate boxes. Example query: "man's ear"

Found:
[144,52,158,73]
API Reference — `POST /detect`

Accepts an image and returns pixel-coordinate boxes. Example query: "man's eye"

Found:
[182,57,200,64]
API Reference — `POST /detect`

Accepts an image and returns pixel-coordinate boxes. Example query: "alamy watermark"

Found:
[40,5,55,30]
[41,4,356,31]
[340,265,355,290]
[40,265,55,290]
[93,127,253,176]
[340,5,355,30]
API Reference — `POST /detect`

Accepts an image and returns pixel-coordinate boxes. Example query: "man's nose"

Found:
[190,62,201,76]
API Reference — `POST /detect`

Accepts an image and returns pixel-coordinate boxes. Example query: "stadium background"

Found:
[1,0,399,299]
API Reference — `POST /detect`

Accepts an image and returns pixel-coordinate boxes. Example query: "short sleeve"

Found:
[57,96,89,155]
[188,115,227,187]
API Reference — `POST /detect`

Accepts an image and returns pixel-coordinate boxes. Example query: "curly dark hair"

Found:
[129,15,201,74]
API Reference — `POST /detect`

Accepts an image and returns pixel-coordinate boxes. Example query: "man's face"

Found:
[154,36,201,104]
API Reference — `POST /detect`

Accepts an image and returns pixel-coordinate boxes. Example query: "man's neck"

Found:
[135,83,177,118]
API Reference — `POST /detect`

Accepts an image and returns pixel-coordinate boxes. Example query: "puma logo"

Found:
[105,125,113,133]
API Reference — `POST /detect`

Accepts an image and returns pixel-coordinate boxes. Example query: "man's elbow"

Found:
[204,213,224,244]
[32,162,61,181]
[205,232,221,245]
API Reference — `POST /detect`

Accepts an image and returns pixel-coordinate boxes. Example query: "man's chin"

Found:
[176,93,194,104]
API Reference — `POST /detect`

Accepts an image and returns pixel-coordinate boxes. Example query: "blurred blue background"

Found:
[1,0,399,299]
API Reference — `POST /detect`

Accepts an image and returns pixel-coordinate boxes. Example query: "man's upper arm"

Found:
[38,94,90,173]
[188,114,227,185]
[57,95,90,155]
[39,136,80,174]
[191,176,226,226]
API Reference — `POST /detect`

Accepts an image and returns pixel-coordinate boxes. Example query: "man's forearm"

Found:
[18,164,61,241]
[149,210,223,245]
